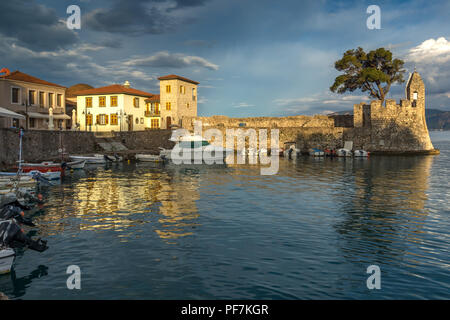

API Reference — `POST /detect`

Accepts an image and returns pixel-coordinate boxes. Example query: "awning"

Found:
[53,114,71,120]
[0,107,26,120]
[27,112,71,120]
[27,112,49,119]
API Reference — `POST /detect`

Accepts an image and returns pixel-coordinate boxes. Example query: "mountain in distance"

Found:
[328,109,450,130]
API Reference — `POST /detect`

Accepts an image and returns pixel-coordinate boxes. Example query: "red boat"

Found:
[15,162,65,175]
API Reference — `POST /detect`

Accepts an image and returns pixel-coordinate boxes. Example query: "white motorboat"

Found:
[0,248,15,274]
[136,154,166,163]
[353,150,370,157]
[160,131,231,164]
[337,148,352,157]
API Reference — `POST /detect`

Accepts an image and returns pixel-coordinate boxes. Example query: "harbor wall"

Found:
[0,128,174,169]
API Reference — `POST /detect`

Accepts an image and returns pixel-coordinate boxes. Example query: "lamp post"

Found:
[22,99,31,130]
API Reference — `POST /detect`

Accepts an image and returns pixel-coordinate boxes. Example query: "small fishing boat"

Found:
[284,142,300,158]
[70,154,122,164]
[18,161,65,174]
[353,150,370,157]
[135,154,166,163]
[0,248,15,274]
[0,175,36,189]
[337,148,352,157]
[28,170,61,180]
[324,149,337,157]
[309,148,325,156]
[67,160,86,169]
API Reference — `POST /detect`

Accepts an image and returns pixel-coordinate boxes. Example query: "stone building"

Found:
[0,69,70,130]
[157,75,199,129]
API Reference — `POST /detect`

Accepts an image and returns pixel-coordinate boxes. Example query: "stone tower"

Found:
[406,71,425,109]
[352,70,435,152]
[158,75,199,129]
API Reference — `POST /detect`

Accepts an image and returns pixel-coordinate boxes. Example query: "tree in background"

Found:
[330,47,405,104]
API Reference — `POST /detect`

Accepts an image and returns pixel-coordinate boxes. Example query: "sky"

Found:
[0,0,449,117]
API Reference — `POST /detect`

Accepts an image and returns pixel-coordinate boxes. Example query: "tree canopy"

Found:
[330,47,405,103]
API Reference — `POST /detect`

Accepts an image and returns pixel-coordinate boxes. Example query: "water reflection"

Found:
[334,156,435,265]
[0,265,48,299]
[38,163,201,242]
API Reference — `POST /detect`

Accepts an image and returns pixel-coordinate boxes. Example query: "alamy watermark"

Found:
[66,5,81,30]
[366,5,381,30]
[366,265,381,289]
[66,265,81,290]
[170,121,280,175]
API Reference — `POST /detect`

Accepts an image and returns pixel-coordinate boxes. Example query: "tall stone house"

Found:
[0,70,70,130]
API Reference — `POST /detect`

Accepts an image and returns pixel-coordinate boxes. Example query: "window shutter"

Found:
[96,115,99,124]
[105,115,109,124]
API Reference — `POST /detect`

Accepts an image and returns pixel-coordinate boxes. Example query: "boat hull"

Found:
[69,156,106,164]
[0,248,15,275]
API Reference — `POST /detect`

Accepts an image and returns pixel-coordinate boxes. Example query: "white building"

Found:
[74,82,154,132]
[74,75,199,131]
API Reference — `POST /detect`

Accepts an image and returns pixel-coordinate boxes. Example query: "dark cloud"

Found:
[0,0,78,51]
[84,0,210,35]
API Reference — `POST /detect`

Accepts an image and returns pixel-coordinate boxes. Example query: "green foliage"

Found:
[330,47,405,103]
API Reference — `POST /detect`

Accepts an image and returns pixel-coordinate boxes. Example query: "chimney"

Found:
[123,80,130,88]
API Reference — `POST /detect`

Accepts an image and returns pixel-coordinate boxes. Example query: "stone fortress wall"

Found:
[182,71,437,154]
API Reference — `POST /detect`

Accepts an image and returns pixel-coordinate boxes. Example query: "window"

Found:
[57,94,62,107]
[151,119,159,129]
[99,96,106,107]
[11,88,20,103]
[140,118,144,124]
[166,85,171,93]
[166,102,171,111]
[86,97,93,108]
[192,88,196,101]
[48,93,54,108]
[186,102,190,108]
[111,96,118,107]
[110,114,118,125]
[180,85,186,94]
[28,90,36,105]
[133,97,139,108]
[39,92,45,107]
[96,114,108,125]
[135,117,139,124]
[155,103,160,115]
[86,114,93,125]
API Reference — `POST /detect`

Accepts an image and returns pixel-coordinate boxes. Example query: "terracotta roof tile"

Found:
[0,70,66,88]
[73,84,154,98]
[157,74,199,85]
[144,94,160,103]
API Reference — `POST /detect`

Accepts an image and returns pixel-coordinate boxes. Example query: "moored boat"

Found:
[67,160,86,169]
[353,150,370,157]
[0,248,15,274]
[309,148,325,156]
[337,148,352,157]
[18,161,65,174]
[136,154,166,163]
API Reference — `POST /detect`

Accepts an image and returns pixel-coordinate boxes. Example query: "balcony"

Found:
[145,110,160,117]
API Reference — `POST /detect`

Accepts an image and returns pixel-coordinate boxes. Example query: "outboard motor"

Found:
[0,205,35,227]
[0,219,48,252]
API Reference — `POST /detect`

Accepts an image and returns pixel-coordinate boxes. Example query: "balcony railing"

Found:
[145,110,160,117]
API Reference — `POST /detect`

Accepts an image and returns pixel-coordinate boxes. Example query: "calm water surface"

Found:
[1,131,449,299]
